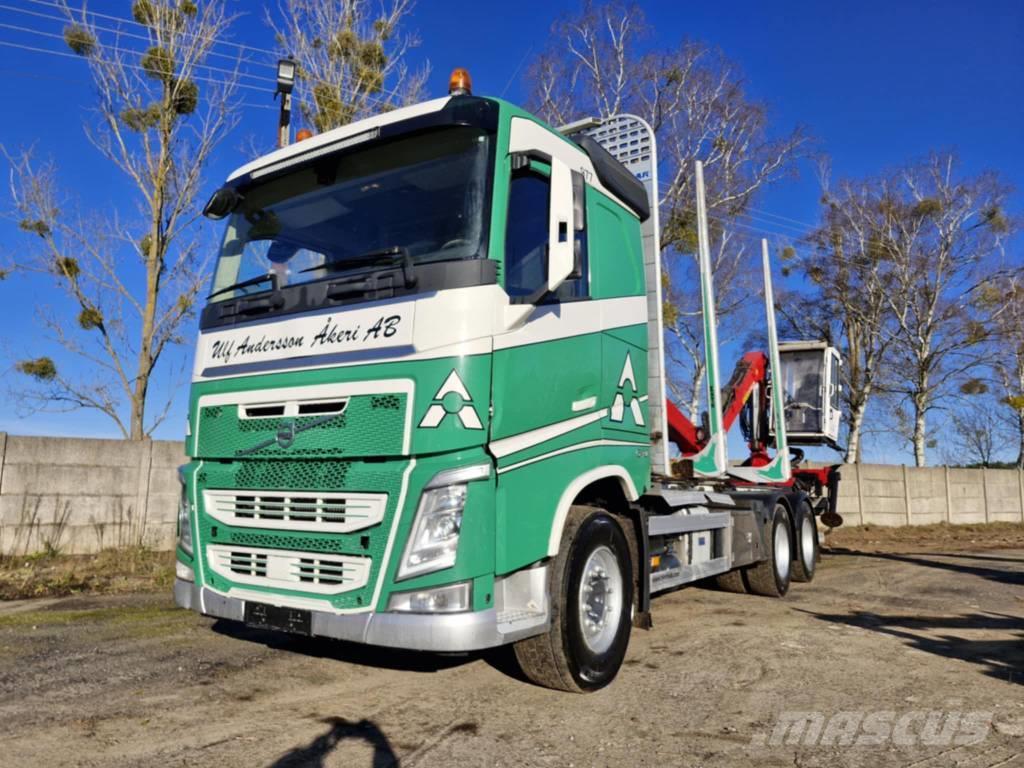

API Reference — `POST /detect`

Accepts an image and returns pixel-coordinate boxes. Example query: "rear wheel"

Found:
[743,503,792,597]
[514,505,634,692]
[791,502,818,583]
[714,569,748,593]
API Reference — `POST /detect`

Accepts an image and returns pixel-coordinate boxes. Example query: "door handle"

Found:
[572,395,597,412]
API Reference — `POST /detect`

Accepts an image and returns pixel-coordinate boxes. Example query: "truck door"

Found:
[490,147,599,464]
[588,188,649,445]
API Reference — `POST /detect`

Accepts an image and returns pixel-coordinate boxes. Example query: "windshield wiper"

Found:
[208,271,277,300]
[300,245,416,288]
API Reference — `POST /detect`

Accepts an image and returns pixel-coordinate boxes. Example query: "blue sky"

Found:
[0,0,1021,461]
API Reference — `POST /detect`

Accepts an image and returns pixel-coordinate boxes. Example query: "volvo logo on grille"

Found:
[236,412,340,457]
[276,420,296,449]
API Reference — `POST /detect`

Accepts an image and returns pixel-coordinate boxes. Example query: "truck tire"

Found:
[514,505,634,692]
[714,569,748,594]
[791,501,818,583]
[743,503,792,598]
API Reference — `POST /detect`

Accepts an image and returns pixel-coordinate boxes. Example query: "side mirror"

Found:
[546,156,574,292]
[568,170,586,280]
[203,186,244,220]
[506,117,587,320]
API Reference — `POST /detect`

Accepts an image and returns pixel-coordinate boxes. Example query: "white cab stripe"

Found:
[193,289,647,383]
[498,440,647,474]
[493,295,647,350]
[489,409,608,458]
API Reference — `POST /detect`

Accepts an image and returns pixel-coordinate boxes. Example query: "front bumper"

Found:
[174,570,548,653]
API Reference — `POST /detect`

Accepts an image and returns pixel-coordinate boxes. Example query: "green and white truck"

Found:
[175,73,843,692]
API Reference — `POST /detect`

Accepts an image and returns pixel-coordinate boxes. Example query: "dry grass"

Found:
[0,547,175,600]
[824,521,1024,553]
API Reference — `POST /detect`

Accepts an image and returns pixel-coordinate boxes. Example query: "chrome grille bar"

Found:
[204,489,387,533]
[207,544,371,595]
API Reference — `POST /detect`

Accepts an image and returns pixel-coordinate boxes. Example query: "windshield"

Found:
[209,126,491,302]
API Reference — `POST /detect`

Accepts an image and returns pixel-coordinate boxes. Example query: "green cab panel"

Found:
[587,186,645,300]
[188,354,493,460]
[495,443,649,574]
[601,324,649,442]
[490,326,602,451]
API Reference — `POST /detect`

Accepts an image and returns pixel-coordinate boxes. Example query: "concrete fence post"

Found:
[855,463,865,525]
[981,467,990,524]
[902,464,912,525]
[0,432,7,496]
[134,440,154,547]
[944,465,952,524]
[1018,469,1024,524]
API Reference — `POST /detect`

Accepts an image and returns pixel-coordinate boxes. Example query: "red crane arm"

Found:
[665,399,702,454]
[665,351,770,458]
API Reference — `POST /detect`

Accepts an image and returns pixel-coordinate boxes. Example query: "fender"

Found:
[546,465,640,556]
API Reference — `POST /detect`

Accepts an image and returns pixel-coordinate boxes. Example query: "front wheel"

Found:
[514,506,634,692]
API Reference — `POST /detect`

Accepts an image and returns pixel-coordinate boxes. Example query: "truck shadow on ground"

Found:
[915,552,1024,564]
[210,619,531,683]
[798,608,1024,687]
[825,548,1024,587]
[267,717,398,768]
[807,550,1024,686]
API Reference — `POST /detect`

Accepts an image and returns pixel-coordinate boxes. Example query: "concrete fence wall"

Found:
[0,434,1021,555]
[835,463,1024,527]
[0,433,185,556]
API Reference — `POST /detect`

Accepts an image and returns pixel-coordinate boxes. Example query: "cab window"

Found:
[504,170,549,298]
[504,166,588,301]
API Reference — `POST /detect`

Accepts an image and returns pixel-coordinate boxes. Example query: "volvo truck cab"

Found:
[175,73,842,692]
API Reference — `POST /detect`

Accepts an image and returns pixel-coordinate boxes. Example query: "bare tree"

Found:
[528,3,806,225]
[663,227,754,418]
[528,0,643,127]
[268,0,427,133]
[526,1,807,420]
[883,153,1010,466]
[786,172,901,463]
[980,271,1024,468]
[4,0,239,439]
[944,394,1012,467]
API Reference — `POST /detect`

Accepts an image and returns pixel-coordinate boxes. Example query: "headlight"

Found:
[398,485,466,579]
[397,463,490,580]
[387,581,471,613]
[177,468,193,557]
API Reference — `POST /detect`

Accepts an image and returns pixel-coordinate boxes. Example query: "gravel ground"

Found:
[0,536,1021,767]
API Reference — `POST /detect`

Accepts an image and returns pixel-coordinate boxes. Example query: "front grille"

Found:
[204,489,387,534]
[228,550,268,577]
[195,388,409,460]
[207,544,371,595]
[196,456,409,611]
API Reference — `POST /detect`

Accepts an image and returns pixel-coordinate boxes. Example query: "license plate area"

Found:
[244,601,312,636]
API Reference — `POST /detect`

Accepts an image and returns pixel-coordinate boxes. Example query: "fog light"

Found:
[387,581,471,613]
[176,560,194,582]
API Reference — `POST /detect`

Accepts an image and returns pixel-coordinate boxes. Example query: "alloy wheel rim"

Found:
[577,545,624,654]
[774,520,791,582]
[801,516,816,573]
